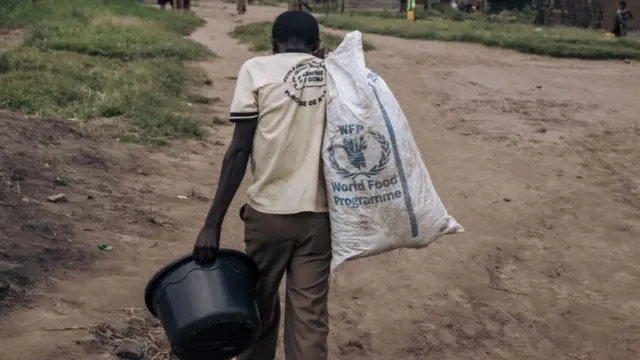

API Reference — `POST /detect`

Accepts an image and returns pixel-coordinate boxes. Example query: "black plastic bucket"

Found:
[144,249,261,360]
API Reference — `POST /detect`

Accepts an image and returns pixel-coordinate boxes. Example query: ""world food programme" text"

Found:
[330,175,402,208]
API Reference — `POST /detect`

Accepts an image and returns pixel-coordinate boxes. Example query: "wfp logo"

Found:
[327,124,391,179]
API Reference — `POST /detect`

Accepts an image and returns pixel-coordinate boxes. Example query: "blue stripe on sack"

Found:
[368,77,419,237]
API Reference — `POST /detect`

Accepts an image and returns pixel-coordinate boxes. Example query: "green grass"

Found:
[230,21,375,52]
[27,20,208,61]
[0,0,212,143]
[316,6,536,24]
[0,0,205,35]
[319,15,640,60]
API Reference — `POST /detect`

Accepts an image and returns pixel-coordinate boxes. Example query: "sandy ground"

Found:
[1,1,640,359]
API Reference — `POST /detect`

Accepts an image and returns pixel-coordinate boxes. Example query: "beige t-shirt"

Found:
[229,53,328,214]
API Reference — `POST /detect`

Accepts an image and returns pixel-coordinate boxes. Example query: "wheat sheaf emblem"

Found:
[328,129,391,179]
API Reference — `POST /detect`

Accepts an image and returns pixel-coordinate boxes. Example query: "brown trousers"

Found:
[237,205,331,360]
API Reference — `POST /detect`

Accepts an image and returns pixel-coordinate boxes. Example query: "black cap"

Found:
[271,11,320,47]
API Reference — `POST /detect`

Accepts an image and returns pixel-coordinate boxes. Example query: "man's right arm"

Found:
[201,121,256,231]
[193,62,258,262]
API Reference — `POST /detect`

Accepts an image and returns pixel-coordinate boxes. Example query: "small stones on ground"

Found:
[148,317,161,328]
[460,323,480,338]
[115,341,144,360]
[98,243,113,251]
[547,264,564,278]
[212,117,227,126]
[147,216,172,228]
[0,280,10,294]
[344,339,365,350]
[53,177,67,186]
[534,127,547,134]
[190,189,211,201]
[10,168,26,181]
[502,197,512,202]
[541,218,555,230]
[47,193,68,203]
[74,334,98,346]
[214,140,225,146]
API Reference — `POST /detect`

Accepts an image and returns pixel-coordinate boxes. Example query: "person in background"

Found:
[192,10,330,360]
[158,0,172,10]
[237,0,247,15]
[158,0,190,10]
[613,0,633,37]
[287,0,313,12]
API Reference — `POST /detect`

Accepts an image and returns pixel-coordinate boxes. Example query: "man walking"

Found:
[193,11,330,360]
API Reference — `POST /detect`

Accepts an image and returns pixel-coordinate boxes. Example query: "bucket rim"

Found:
[143,249,259,317]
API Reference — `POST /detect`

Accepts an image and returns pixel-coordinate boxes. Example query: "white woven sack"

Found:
[324,31,463,273]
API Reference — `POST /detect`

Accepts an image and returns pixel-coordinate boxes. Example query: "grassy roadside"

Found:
[0,0,213,144]
[223,0,288,6]
[314,6,536,24]
[319,15,640,60]
[230,21,375,52]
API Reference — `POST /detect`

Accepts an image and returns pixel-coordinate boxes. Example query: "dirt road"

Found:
[1,1,639,359]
